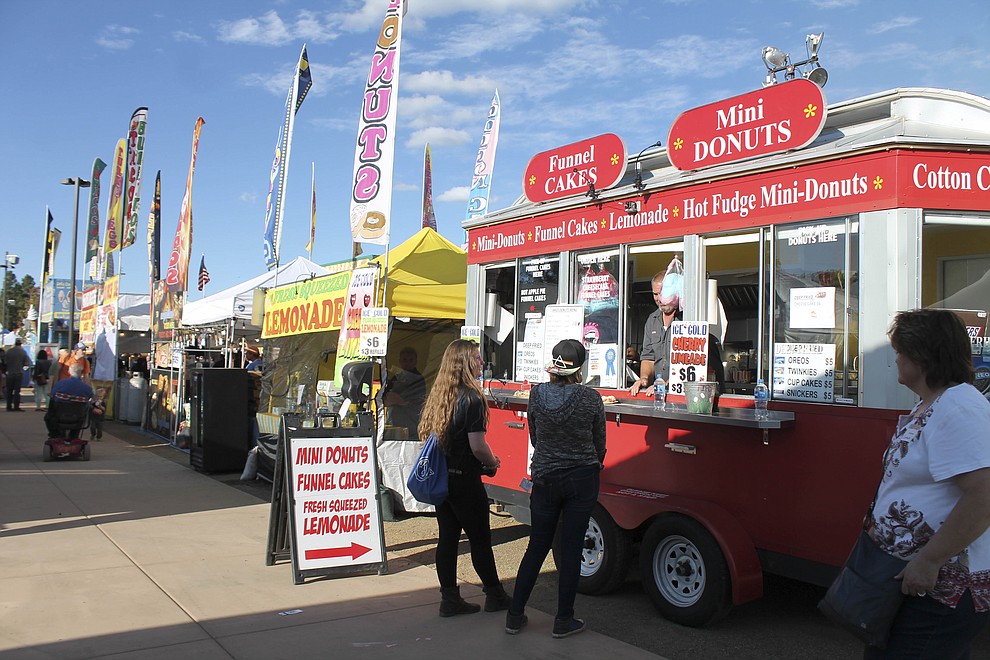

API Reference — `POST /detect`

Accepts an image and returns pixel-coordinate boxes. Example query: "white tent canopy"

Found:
[118,293,151,331]
[182,256,329,328]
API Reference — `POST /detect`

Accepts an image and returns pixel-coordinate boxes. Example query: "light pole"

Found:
[1,252,18,330]
[60,177,90,348]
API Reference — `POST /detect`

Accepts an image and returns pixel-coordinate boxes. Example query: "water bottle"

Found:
[653,376,666,411]
[754,378,769,420]
[483,364,493,395]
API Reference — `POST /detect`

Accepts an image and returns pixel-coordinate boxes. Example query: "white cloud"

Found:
[96,25,140,50]
[173,31,205,44]
[394,181,419,192]
[240,192,257,203]
[868,17,920,34]
[242,61,343,98]
[217,10,339,46]
[406,126,472,148]
[405,71,495,95]
[438,186,470,203]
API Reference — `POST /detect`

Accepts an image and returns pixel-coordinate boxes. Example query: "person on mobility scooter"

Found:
[44,362,94,461]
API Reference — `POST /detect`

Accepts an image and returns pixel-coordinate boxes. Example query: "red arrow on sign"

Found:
[305,542,372,561]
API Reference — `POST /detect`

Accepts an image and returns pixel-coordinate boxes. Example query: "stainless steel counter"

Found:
[486,388,795,443]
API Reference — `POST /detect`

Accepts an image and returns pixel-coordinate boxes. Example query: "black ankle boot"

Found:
[439,586,481,617]
[483,583,512,612]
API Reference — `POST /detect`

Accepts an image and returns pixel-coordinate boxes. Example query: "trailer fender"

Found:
[598,487,763,605]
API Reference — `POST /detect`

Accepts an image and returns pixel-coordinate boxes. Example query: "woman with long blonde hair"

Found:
[418,339,511,617]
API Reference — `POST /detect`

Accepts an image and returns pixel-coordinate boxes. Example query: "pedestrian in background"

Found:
[864,309,990,658]
[506,339,606,638]
[33,349,51,411]
[417,339,511,617]
[5,338,31,411]
[49,347,69,387]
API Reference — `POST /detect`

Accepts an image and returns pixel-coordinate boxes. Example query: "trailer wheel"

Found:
[640,515,731,627]
[552,503,632,595]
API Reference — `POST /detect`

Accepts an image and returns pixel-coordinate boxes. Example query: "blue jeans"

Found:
[864,590,989,659]
[509,464,600,621]
[5,371,23,409]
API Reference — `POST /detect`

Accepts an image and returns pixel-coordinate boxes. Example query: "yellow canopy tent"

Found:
[372,227,466,319]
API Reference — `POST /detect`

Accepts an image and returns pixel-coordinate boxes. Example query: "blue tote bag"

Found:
[407,432,448,505]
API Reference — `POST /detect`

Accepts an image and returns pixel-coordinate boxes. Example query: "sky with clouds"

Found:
[1,0,988,299]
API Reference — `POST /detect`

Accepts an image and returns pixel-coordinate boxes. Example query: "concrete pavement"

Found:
[0,396,666,659]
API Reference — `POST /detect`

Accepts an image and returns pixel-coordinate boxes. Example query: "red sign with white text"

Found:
[524,133,626,203]
[667,79,827,171]
[468,150,990,264]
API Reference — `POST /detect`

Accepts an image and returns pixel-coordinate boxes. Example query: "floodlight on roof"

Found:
[761,31,828,88]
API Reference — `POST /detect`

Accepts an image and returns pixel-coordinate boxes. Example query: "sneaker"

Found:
[552,617,585,639]
[505,611,528,635]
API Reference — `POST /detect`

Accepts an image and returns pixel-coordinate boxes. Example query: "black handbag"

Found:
[818,530,908,649]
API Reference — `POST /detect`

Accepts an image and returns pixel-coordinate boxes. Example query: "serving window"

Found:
[771,217,860,405]
[923,214,990,399]
[572,249,623,387]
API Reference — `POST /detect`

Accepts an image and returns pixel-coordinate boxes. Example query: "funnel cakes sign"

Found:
[667,78,826,171]
[524,133,626,204]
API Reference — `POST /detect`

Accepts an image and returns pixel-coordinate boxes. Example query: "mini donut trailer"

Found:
[464,83,990,626]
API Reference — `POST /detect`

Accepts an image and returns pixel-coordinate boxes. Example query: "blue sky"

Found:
[1,0,988,298]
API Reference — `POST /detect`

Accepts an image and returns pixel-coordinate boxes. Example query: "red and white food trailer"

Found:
[463,83,990,626]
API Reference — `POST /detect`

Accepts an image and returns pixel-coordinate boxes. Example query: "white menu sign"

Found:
[772,342,835,402]
[540,304,585,374]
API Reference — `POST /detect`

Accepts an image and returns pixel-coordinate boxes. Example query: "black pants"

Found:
[509,464,600,621]
[864,589,989,659]
[5,371,22,409]
[435,471,500,589]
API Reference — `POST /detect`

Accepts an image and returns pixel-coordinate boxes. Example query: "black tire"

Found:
[552,503,633,595]
[43,444,52,462]
[82,444,91,461]
[639,515,732,627]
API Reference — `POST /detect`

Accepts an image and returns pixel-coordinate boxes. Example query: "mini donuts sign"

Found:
[524,133,626,204]
[667,79,827,171]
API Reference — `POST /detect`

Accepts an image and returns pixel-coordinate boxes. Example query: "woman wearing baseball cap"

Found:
[505,338,607,638]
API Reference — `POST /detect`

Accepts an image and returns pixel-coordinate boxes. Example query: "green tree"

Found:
[3,271,37,331]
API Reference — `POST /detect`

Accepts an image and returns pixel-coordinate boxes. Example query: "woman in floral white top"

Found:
[866,309,990,659]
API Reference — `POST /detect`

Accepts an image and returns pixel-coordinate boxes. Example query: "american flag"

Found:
[197,255,210,291]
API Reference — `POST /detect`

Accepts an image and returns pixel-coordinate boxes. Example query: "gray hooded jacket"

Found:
[528,382,606,478]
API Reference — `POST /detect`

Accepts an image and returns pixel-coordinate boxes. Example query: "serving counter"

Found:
[486,387,795,444]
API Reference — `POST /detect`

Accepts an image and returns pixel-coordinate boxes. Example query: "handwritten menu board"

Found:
[541,304,585,369]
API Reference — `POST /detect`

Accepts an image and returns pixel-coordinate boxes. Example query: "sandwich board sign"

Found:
[266,412,388,583]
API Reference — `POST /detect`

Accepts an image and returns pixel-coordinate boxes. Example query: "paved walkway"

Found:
[0,397,665,659]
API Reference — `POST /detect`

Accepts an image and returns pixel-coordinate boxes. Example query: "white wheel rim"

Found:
[653,534,706,607]
[579,517,605,577]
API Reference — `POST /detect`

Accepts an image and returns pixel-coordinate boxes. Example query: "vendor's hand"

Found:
[629,378,647,396]
[896,554,940,597]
